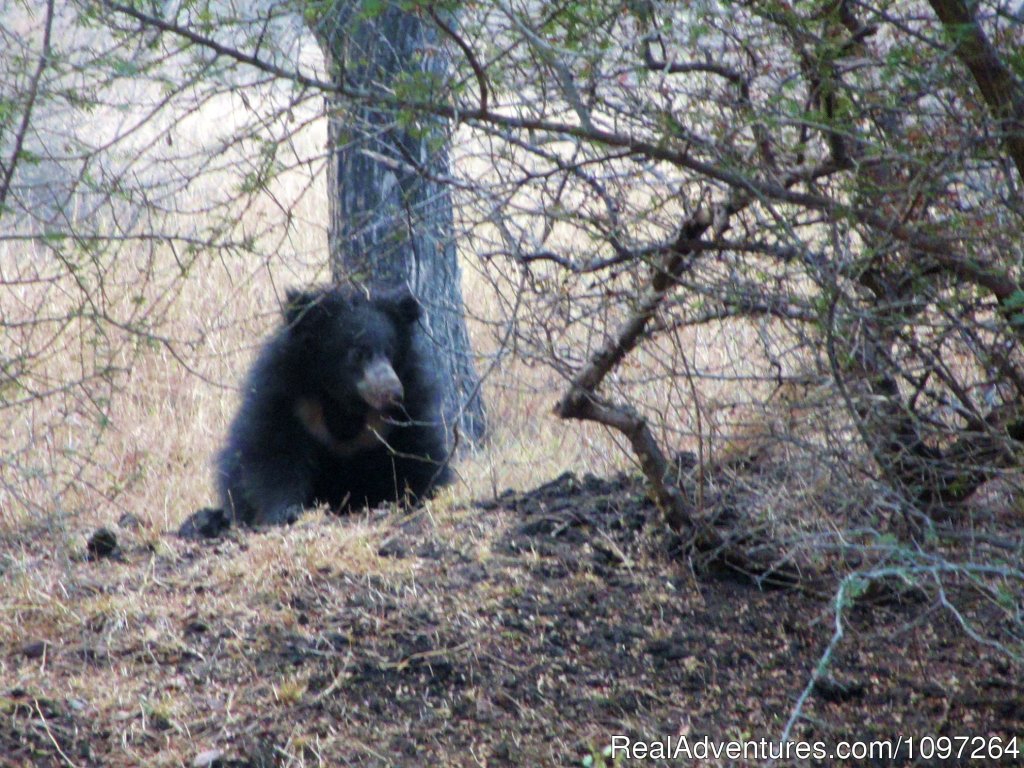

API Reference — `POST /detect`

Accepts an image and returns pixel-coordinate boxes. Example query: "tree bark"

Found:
[315,2,486,445]
[928,0,1024,184]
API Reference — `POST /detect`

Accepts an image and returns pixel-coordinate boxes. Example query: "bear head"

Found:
[283,286,423,414]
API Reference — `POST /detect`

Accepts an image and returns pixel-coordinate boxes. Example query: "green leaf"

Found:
[1003,289,1024,310]
[360,0,387,18]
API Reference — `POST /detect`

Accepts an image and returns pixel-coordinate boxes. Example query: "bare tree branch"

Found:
[928,0,1024,184]
[0,0,55,211]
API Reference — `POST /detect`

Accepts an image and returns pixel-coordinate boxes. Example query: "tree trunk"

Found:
[315,2,486,445]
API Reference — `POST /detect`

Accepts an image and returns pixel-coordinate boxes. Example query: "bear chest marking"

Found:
[294,397,393,456]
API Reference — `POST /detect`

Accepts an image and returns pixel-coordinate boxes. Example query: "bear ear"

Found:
[283,288,318,328]
[378,289,422,325]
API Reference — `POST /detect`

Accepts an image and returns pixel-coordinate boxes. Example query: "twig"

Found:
[427,6,488,113]
[0,0,55,211]
[34,699,78,768]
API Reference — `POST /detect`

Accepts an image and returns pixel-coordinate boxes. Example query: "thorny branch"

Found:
[0,0,55,211]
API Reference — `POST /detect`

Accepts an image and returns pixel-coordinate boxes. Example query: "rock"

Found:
[178,508,232,539]
[20,640,51,659]
[86,528,119,560]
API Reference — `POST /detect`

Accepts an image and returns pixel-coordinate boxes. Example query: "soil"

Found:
[3,471,1022,767]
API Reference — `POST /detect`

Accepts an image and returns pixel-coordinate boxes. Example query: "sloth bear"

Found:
[216,285,451,526]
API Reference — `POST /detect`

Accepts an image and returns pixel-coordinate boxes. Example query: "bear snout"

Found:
[356,356,405,410]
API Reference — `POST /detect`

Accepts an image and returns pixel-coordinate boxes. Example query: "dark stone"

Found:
[86,528,119,560]
[177,507,232,539]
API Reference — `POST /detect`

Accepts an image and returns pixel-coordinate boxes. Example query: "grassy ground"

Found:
[3,472,1022,767]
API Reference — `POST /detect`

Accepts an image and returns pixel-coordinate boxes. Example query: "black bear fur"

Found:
[216,285,450,526]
